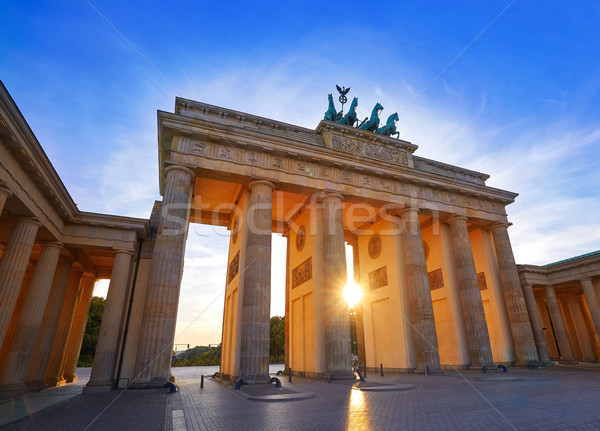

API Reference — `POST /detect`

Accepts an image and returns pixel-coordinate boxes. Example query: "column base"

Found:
[44,378,66,387]
[323,371,356,381]
[129,377,170,390]
[415,366,443,374]
[559,359,579,365]
[83,385,113,394]
[0,383,28,398]
[237,374,272,385]
[64,374,78,383]
[469,362,497,371]
[25,380,48,392]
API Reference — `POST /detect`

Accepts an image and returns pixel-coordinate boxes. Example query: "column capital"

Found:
[398,204,419,217]
[164,163,196,178]
[521,283,533,290]
[248,179,276,191]
[40,241,64,251]
[113,248,135,256]
[14,217,42,228]
[580,277,593,284]
[81,272,97,281]
[321,192,344,202]
[490,221,512,231]
[447,214,468,224]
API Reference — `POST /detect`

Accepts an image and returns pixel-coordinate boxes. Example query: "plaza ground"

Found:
[2,364,599,430]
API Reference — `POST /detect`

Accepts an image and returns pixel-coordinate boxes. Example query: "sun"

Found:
[343,282,362,309]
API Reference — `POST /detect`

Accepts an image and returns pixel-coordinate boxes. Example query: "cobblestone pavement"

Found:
[171,365,600,431]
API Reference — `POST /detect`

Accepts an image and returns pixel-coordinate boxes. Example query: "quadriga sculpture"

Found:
[359,102,383,132]
[376,112,399,138]
[337,97,358,127]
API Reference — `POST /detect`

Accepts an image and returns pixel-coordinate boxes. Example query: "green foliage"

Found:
[171,345,221,367]
[77,296,105,367]
[171,315,287,367]
[269,315,284,363]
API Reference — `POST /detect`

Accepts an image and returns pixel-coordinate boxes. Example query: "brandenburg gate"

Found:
[3,82,599,394]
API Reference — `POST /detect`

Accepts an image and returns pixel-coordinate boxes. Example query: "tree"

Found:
[269,316,285,363]
[77,296,105,367]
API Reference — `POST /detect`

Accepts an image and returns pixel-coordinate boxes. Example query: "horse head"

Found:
[387,112,399,125]
[373,102,384,116]
[350,97,358,110]
[328,94,333,103]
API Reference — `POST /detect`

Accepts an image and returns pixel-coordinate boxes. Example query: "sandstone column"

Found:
[87,250,133,388]
[238,180,275,383]
[580,278,600,339]
[490,223,539,365]
[26,259,73,391]
[133,164,195,388]
[545,284,575,363]
[0,185,12,215]
[44,269,84,386]
[448,216,494,368]
[0,218,41,350]
[400,206,440,373]
[0,243,62,392]
[321,193,353,379]
[61,274,96,383]
[521,284,551,363]
[283,228,290,373]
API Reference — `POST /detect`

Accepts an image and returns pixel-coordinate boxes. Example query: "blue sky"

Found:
[2,1,599,346]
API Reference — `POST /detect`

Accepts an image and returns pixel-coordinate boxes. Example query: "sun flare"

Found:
[343,282,362,309]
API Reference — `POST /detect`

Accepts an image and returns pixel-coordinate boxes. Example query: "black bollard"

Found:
[328,374,333,384]
[426,365,429,376]
[380,363,384,377]
[289,367,292,383]
[201,375,204,388]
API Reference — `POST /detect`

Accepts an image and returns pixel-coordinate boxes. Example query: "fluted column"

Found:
[0,186,12,215]
[26,259,74,391]
[448,216,494,368]
[521,284,551,363]
[283,228,290,373]
[0,243,62,392]
[44,269,84,386]
[88,250,133,388]
[490,223,539,365]
[133,164,195,388]
[238,180,275,383]
[321,193,353,379]
[0,218,41,349]
[61,274,96,383]
[545,284,575,363]
[580,278,600,339]
[400,207,440,373]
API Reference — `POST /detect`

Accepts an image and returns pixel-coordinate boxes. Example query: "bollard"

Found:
[482,365,487,373]
[201,375,204,388]
[235,379,244,390]
[426,365,429,376]
[328,374,333,384]
[356,367,366,382]
[498,364,507,372]
[289,367,292,383]
[380,363,384,377]
[271,377,282,388]
[531,362,534,370]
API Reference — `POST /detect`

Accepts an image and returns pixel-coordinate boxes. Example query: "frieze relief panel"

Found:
[173,134,507,217]
[369,266,388,290]
[227,251,240,285]
[330,135,409,166]
[292,257,312,289]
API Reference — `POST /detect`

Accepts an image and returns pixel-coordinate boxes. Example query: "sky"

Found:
[2,1,600,347]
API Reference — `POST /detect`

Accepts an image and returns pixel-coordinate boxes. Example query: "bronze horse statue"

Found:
[359,102,383,132]
[376,112,399,138]
[324,94,338,122]
[337,97,358,126]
